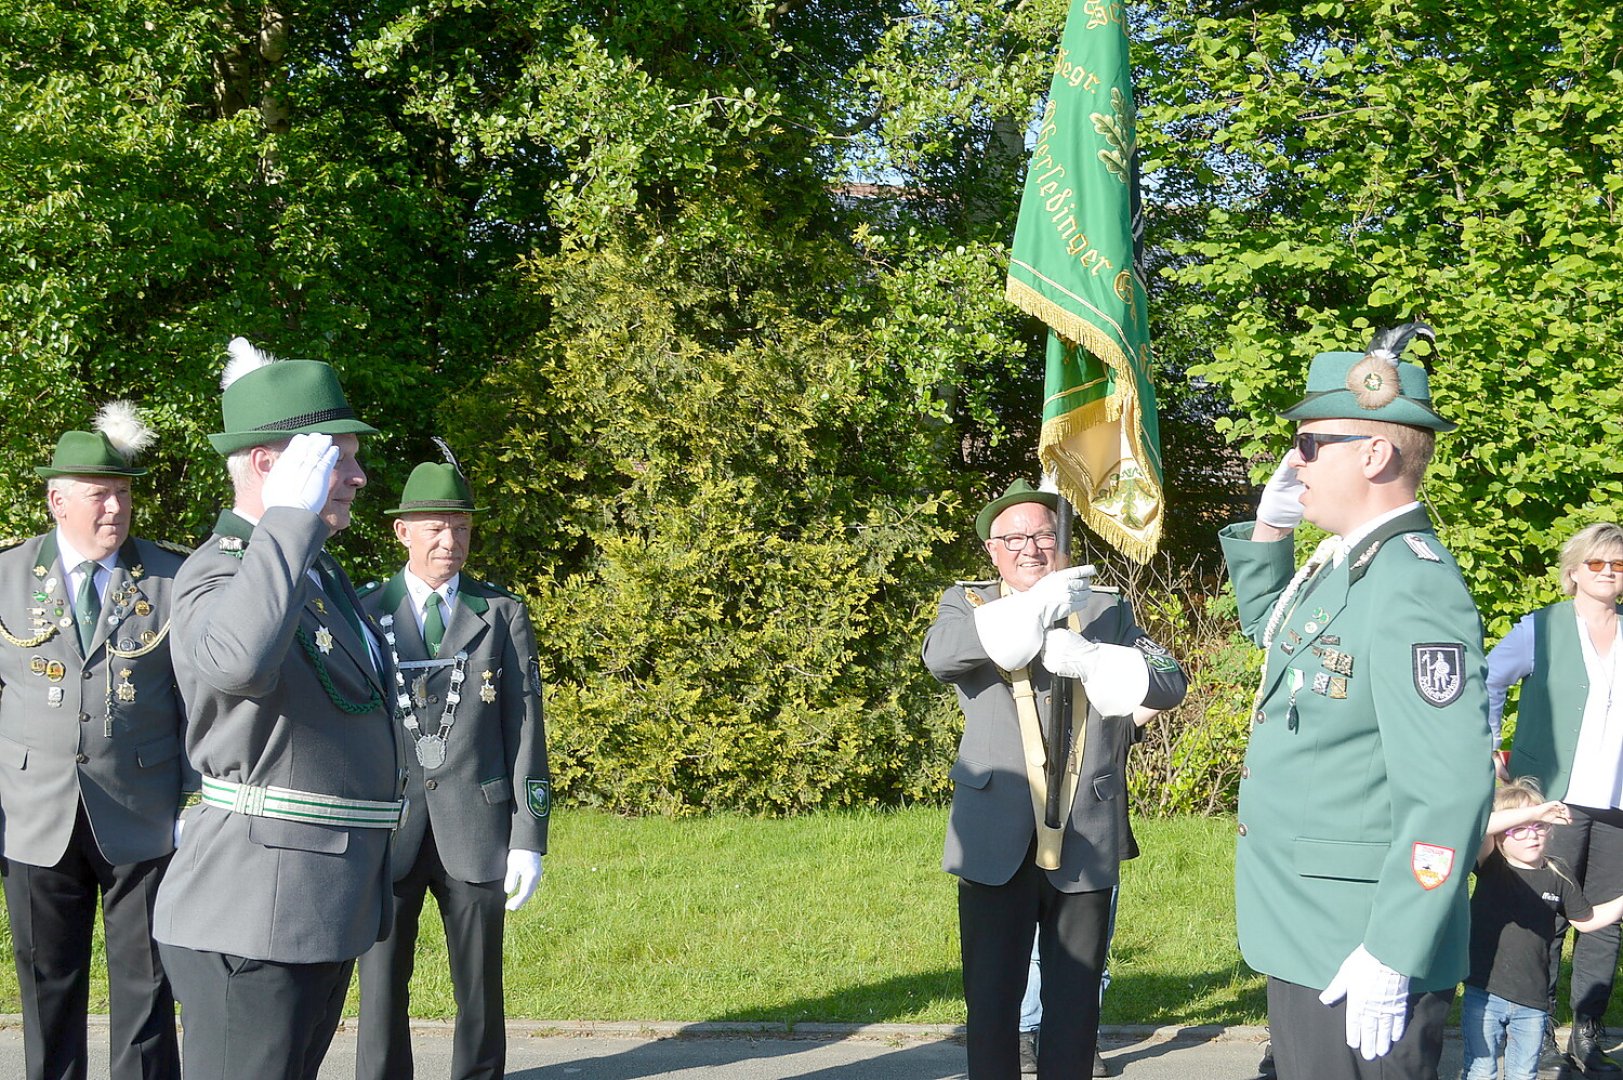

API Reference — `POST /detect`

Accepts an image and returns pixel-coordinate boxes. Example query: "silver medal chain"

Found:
[379,614,466,769]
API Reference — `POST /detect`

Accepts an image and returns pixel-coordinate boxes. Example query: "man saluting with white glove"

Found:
[1219,324,1491,1080]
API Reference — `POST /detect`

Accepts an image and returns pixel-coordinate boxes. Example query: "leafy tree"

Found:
[1137,0,1623,633]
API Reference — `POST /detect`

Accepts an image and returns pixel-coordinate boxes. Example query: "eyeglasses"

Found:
[1293,432,1372,463]
[1504,822,1552,840]
[1583,559,1623,573]
[989,531,1059,553]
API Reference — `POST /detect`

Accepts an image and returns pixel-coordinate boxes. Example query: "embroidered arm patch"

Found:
[1412,643,1465,707]
[1135,636,1180,672]
[525,778,551,820]
[1412,842,1455,890]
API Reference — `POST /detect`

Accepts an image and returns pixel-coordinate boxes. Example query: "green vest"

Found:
[1509,601,1593,801]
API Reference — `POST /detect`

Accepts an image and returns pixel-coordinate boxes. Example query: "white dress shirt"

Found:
[1563,610,1623,809]
[403,570,461,641]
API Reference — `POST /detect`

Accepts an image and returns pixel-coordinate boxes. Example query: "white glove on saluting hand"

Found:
[972,565,1096,671]
[261,432,339,514]
[1257,458,1306,530]
[1319,945,1410,1060]
[1041,628,1151,716]
[504,849,543,911]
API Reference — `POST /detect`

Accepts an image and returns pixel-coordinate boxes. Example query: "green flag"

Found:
[1006,1,1162,562]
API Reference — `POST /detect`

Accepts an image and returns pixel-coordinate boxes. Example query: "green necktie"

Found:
[423,593,446,658]
[75,560,102,654]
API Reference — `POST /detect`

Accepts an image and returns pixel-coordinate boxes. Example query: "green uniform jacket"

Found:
[1220,508,1493,992]
[361,570,550,883]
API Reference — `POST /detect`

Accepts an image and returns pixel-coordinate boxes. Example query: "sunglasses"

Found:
[1584,559,1623,573]
[1292,432,1372,463]
[1504,822,1552,840]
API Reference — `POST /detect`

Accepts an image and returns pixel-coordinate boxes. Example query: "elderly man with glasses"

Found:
[923,480,1187,1079]
[1219,323,1494,1080]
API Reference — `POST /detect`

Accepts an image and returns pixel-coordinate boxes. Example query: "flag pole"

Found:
[1043,495,1074,832]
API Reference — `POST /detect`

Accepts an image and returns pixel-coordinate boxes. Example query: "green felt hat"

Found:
[386,462,486,516]
[1280,322,1455,432]
[208,339,378,455]
[976,479,1058,540]
[36,402,153,478]
[35,431,147,478]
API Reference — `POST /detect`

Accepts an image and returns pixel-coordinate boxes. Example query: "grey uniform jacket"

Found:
[361,570,550,884]
[153,508,405,963]
[923,582,1187,893]
[0,532,188,867]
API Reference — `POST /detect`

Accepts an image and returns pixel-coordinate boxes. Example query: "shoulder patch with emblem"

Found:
[525,778,552,820]
[1412,842,1455,890]
[960,582,994,607]
[1412,643,1465,707]
[1135,636,1180,672]
[1403,535,1442,562]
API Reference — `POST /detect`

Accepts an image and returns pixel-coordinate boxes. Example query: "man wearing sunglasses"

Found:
[1219,324,1494,1080]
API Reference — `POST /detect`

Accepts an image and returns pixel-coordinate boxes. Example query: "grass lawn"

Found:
[0,810,1263,1025]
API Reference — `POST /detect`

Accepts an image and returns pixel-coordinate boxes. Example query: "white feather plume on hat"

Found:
[222,336,281,390]
[93,400,155,463]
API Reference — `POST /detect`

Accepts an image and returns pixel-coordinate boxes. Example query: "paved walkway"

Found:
[0,1017,1503,1078]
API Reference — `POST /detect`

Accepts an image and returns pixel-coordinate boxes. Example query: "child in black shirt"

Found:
[1463,779,1623,1080]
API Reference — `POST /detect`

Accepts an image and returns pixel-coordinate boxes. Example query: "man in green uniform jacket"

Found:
[354,456,550,1080]
[1219,324,1493,1080]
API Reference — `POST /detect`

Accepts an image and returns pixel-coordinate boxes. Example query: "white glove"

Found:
[261,432,339,514]
[1256,458,1306,530]
[504,848,543,911]
[1319,944,1410,1059]
[1041,629,1151,716]
[972,565,1096,670]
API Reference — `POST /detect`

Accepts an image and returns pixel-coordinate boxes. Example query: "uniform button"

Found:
[79,713,90,723]
[1237,822,1248,837]
[1241,765,1251,780]
[425,779,438,791]
[1253,710,1265,725]
[75,753,89,764]
[83,670,94,680]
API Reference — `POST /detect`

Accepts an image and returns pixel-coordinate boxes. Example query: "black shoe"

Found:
[1569,1016,1622,1076]
[1541,1023,1573,1079]
[1257,1040,1276,1079]
[1093,1048,1111,1077]
[1019,1030,1038,1075]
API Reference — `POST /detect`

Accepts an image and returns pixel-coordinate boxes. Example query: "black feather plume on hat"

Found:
[1365,322,1436,372]
[431,436,465,478]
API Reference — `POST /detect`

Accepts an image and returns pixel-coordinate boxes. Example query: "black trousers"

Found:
[0,803,179,1080]
[356,823,508,1080]
[1545,804,1623,1018]
[958,852,1113,1080]
[158,943,352,1080]
[1267,976,1453,1080]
